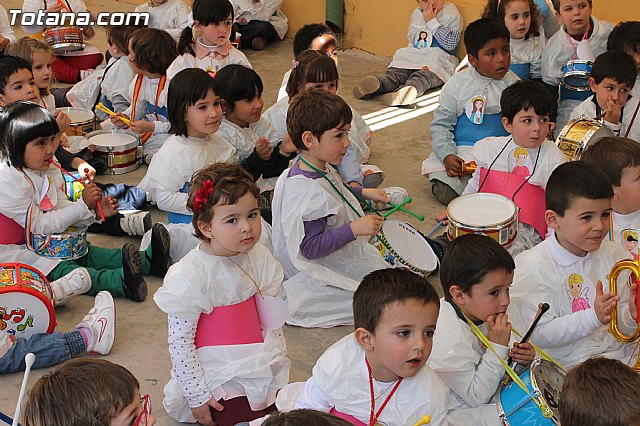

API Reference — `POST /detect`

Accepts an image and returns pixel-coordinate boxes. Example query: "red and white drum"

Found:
[43,26,84,54]
[0,263,55,339]
[87,129,142,174]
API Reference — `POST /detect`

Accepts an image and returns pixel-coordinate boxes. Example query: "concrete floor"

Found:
[1,1,446,423]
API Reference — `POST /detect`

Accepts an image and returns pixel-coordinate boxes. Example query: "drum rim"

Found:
[87,130,141,151]
[447,193,518,227]
[30,227,89,260]
[373,226,432,275]
[56,107,96,126]
[0,284,56,334]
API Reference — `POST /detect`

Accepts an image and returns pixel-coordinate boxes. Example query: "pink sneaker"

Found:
[77,291,116,355]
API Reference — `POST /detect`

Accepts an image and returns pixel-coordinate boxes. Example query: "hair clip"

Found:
[292,60,299,69]
[193,179,215,212]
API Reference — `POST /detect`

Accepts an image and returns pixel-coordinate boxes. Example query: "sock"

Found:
[78,326,93,352]
[63,330,87,356]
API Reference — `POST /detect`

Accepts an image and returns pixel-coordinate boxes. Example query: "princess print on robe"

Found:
[511,147,532,177]
[567,273,590,312]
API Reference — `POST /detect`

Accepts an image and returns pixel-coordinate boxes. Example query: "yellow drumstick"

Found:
[414,415,431,425]
[96,103,131,125]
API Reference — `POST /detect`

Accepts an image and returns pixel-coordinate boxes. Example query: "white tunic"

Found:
[609,210,640,260]
[134,0,191,41]
[569,95,640,142]
[217,117,280,161]
[96,56,135,121]
[21,0,89,34]
[166,48,252,82]
[509,36,543,80]
[230,0,288,39]
[0,6,16,45]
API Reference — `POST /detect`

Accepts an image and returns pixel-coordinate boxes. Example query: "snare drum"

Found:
[447,193,518,247]
[57,107,97,136]
[87,129,142,174]
[0,263,55,339]
[30,226,88,260]
[496,359,565,425]
[371,219,439,276]
[43,26,84,54]
[555,118,614,160]
[561,60,593,91]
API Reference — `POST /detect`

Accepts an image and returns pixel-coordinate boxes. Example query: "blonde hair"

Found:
[513,147,528,157]
[567,273,583,287]
[5,37,54,96]
[623,229,638,241]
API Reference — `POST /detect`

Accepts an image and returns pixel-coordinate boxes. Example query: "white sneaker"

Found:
[372,186,409,211]
[120,211,152,236]
[77,291,116,355]
[50,268,91,306]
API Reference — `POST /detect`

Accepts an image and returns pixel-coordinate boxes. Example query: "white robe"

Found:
[230,0,288,39]
[509,36,543,80]
[0,6,16,45]
[166,48,252,82]
[96,56,135,122]
[134,0,191,41]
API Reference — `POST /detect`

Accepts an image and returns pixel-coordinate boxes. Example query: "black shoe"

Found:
[122,243,147,302]
[150,223,172,278]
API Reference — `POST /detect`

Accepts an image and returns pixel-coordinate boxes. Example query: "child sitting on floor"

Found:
[134,0,191,42]
[608,21,640,98]
[230,0,288,51]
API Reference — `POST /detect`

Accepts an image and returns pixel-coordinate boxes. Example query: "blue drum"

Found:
[496,359,565,425]
[30,226,88,260]
[561,60,593,91]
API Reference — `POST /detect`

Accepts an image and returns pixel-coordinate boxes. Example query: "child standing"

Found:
[155,163,290,426]
[230,0,288,51]
[134,0,191,42]
[422,19,519,205]
[353,0,463,107]
[509,161,639,369]
[271,89,391,328]
[608,21,640,98]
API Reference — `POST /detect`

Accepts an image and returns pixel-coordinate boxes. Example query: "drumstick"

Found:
[85,168,105,221]
[413,415,431,426]
[383,197,412,218]
[56,0,72,12]
[12,353,35,426]
[507,302,550,366]
[388,202,425,221]
[96,103,131,125]
[426,219,445,238]
[48,160,85,185]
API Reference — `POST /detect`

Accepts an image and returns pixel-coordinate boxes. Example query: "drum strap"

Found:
[44,0,73,13]
[131,74,166,143]
[565,21,591,60]
[624,98,640,139]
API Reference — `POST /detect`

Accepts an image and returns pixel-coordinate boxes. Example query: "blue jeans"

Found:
[0,330,85,374]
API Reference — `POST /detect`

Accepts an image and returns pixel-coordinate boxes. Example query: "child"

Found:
[353,0,463,107]
[271,89,392,328]
[0,101,170,303]
[509,161,639,369]
[154,163,290,426]
[138,68,235,224]
[22,358,156,426]
[482,0,544,80]
[0,6,16,54]
[541,0,613,133]
[580,136,640,258]
[429,234,536,425]
[422,18,519,205]
[559,357,640,426]
[569,50,640,141]
[167,0,251,81]
[1,291,115,374]
[230,0,288,51]
[134,0,191,42]
[111,28,177,164]
[293,268,449,424]
[261,410,351,426]
[608,21,640,98]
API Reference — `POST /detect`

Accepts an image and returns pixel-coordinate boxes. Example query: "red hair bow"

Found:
[193,179,215,212]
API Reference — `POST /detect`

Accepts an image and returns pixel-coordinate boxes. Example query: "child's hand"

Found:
[279,133,297,155]
[604,97,622,125]
[435,209,448,222]
[629,281,638,322]
[59,133,70,148]
[129,119,154,135]
[45,2,65,13]
[54,110,71,133]
[82,26,95,39]
[81,181,102,210]
[594,280,620,325]
[190,398,224,426]
[486,312,511,347]
[510,342,536,365]
[110,113,130,128]
[74,161,96,181]
[421,65,430,72]
[350,215,384,237]
[443,154,463,177]
[99,196,119,218]
[256,137,273,160]
[362,188,389,203]
[422,1,438,22]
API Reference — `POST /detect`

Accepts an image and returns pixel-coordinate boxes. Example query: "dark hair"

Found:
[608,21,640,54]
[168,68,219,137]
[0,56,32,95]
[590,51,637,87]
[215,65,263,114]
[481,0,541,39]
[580,137,640,186]
[439,234,515,302]
[559,357,640,426]
[178,0,234,56]
[545,161,614,216]
[293,23,336,58]
[464,18,510,58]
[129,28,177,75]
[551,0,592,13]
[353,268,440,332]
[286,89,352,151]
[22,358,139,426]
[0,101,59,169]
[187,162,260,240]
[501,80,552,122]
[286,49,339,98]
[106,24,146,55]
[263,409,352,426]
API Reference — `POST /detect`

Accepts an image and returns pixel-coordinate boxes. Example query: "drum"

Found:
[43,26,84,54]
[561,60,593,91]
[87,129,142,174]
[447,193,518,247]
[555,118,614,160]
[0,263,56,339]
[496,359,565,425]
[30,226,88,260]
[57,107,97,136]
[371,219,439,276]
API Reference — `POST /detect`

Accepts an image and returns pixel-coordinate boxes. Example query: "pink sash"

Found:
[194,296,263,348]
[329,408,366,426]
[0,213,26,245]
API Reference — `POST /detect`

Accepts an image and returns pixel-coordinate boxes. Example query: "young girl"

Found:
[134,0,191,42]
[111,28,178,164]
[166,0,251,81]
[230,0,288,51]
[482,0,544,80]
[5,38,56,112]
[154,163,290,426]
[138,68,235,224]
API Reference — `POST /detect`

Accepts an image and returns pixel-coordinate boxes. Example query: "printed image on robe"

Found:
[465,95,486,124]
[509,147,533,177]
[622,229,639,260]
[567,273,590,313]
[414,30,433,49]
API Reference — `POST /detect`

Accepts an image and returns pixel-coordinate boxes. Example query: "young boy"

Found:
[271,89,391,328]
[569,51,640,142]
[428,234,536,425]
[541,0,613,134]
[509,161,639,369]
[230,0,288,51]
[422,18,519,205]
[580,136,640,258]
[353,0,463,107]
[293,268,449,425]
[22,358,156,426]
[608,21,640,98]
[559,357,640,426]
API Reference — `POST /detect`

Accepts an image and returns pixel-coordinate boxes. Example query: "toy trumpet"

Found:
[608,259,640,371]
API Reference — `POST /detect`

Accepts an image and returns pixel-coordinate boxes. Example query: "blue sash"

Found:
[510,63,531,80]
[167,182,192,224]
[454,112,507,146]
[100,96,114,112]
[145,101,168,119]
